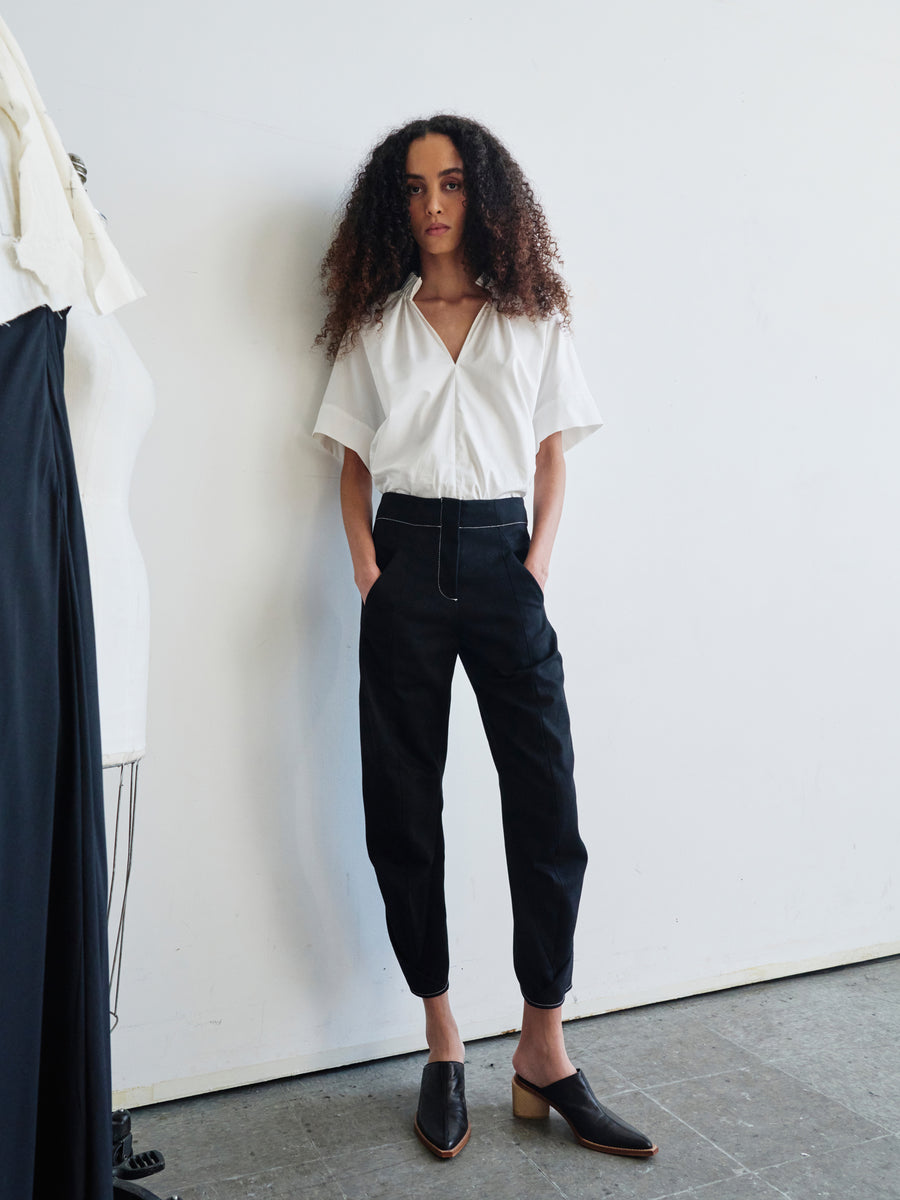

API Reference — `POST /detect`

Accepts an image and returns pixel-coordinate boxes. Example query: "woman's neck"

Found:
[417,251,480,301]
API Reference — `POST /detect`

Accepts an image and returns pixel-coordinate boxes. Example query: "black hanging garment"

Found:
[0,305,112,1200]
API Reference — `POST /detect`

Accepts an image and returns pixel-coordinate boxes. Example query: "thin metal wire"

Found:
[108,759,140,1032]
[107,765,125,921]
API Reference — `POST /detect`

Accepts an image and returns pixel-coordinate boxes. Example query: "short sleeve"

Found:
[312,337,385,467]
[532,318,603,452]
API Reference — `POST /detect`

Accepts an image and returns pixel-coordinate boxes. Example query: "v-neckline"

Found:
[410,285,490,366]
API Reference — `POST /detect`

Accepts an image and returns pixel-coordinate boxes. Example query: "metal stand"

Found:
[107,760,180,1200]
[108,760,140,1031]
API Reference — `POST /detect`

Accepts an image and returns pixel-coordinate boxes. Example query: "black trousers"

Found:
[0,308,112,1200]
[359,493,588,1009]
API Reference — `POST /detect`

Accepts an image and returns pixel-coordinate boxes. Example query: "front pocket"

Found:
[363,529,403,607]
[362,567,387,607]
[499,524,544,600]
[510,550,545,599]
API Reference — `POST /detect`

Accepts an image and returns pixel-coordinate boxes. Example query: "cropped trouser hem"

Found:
[521,986,572,1010]
[360,493,588,1006]
[411,982,451,1000]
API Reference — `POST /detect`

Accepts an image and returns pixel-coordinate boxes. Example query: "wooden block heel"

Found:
[512,1076,550,1119]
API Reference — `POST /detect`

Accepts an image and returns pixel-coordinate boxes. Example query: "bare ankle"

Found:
[512,1001,574,1087]
[424,993,465,1063]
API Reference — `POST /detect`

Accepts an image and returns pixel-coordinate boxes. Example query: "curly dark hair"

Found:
[316,114,570,360]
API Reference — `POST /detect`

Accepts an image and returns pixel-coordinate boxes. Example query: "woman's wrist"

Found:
[523,551,549,591]
[355,561,381,600]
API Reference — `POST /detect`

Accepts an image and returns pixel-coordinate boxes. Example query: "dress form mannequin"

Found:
[65,305,154,766]
[62,162,172,1200]
[0,17,143,1198]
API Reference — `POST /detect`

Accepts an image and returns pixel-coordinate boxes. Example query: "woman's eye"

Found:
[445,180,462,191]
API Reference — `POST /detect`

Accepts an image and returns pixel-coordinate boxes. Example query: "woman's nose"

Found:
[426,189,442,215]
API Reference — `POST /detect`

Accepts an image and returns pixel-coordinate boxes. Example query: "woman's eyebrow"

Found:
[404,168,464,180]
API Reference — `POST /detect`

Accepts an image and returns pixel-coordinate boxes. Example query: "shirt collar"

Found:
[403,273,490,299]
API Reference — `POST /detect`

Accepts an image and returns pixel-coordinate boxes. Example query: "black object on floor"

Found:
[112,1109,181,1200]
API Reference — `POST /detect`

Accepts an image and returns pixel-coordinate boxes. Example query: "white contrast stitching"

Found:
[377,507,525,601]
[459,520,527,529]
[375,517,441,528]
[436,498,458,602]
[377,518,525,530]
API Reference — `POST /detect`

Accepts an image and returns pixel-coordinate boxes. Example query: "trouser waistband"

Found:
[376,494,527,601]
[376,493,527,529]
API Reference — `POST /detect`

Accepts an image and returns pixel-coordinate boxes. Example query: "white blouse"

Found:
[313,274,602,500]
[0,16,143,324]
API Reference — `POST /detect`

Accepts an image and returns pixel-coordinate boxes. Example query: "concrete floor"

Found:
[131,956,900,1200]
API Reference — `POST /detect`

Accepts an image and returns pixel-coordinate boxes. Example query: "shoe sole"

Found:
[514,1077,658,1158]
[414,1118,472,1159]
[571,1130,659,1157]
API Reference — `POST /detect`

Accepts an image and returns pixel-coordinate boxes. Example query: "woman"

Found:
[313,114,657,1162]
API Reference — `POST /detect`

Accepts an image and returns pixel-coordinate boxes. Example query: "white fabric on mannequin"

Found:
[65,308,154,766]
[0,108,61,320]
[0,15,143,322]
[0,15,149,761]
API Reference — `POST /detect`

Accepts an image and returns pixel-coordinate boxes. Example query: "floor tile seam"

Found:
[626,1186,702,1200]
[748,1058,897,1136]
[173,1150,336,1184]
[705,998,900,1046]
[315,1134,416,1164]
[759,1184,792,1200]
[637,1053,899,1105]
[635,1171,763,1200]
[695,1021,803,1065]
[702,1023,900,1066]
[704,1126,898,1176]
[761,1031,900,1065]
[691,1172,793,1200]
[161,1166,326,1194]
[638,1064,762,1092]
[318,1154,351,1200]
[762,1039,900,1075]
[637,1088,753,1173]
[720,1172,793,1199]
[752,1130,899,1173]
[259,1138,339,1178]
[513,1144,571,1199]
[595,1084,658,1101]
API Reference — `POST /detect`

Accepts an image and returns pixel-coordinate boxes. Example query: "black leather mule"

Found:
[513,1069,658,1156]
[414,1061,471,1159]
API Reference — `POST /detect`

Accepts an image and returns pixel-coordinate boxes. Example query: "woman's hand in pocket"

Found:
[523,553,548,593]
[357,565,382,605]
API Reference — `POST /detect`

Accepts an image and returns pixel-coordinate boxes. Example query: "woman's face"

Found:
[405,133,466,259]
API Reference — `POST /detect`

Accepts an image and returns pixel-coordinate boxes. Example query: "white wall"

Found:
[7,0,898,1105]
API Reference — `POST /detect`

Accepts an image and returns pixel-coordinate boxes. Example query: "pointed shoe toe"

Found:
[414,1061,471,1159]
[512,1069,658,1157]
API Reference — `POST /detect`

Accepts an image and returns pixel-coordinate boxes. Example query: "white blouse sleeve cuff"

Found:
[312,405,376,467]
[533,401,603,454]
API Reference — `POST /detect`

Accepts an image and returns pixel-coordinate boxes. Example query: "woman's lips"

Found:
[426,224,450,235]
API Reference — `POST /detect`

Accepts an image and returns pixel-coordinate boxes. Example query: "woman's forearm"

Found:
[526,432,566,590]
[340,449,380,600]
